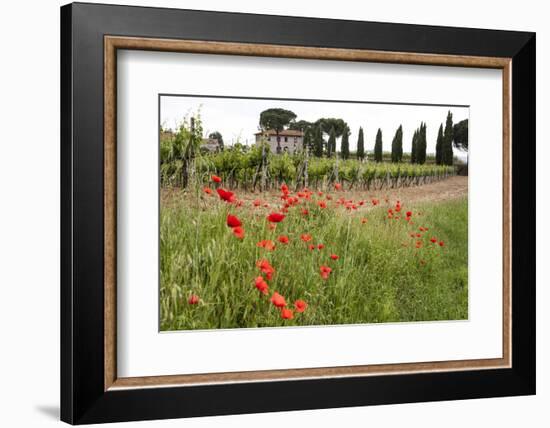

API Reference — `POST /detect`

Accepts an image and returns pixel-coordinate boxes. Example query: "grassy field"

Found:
[160,184,468,331]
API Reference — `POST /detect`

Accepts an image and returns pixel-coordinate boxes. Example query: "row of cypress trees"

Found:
[304,110,455,164]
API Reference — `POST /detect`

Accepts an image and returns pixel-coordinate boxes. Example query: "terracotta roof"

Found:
[254,129,304,137]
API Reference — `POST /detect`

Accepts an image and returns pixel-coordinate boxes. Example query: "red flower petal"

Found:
[267,212,286,223]
[270,292,286,308]
[226,214,242,228]
[232,226,245,239]
[281,308,294,319]
[294,300,307,313]
[216,188,235,202]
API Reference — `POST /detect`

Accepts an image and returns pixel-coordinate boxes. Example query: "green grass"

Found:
[160,191,468,331]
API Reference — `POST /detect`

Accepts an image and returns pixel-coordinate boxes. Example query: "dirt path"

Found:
[369,176,468,205]
[163,176,468,210]
[234,176,469,206]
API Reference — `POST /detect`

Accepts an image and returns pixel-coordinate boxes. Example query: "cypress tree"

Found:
[313,125,324,157]
[327,127,336,157]
[416,123,427,165]
[341,126,350,159]
[397,125,403,162]
[390,124,403,162]
[442,111,454,165]
[374,128,383,162]
[435,123,444,165]
[356,127,365,160]
[411,130,417,164]
[391,126,398,162]
[422,122,428,163]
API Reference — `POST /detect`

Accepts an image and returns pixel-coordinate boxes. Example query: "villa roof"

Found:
[254,129,304,137]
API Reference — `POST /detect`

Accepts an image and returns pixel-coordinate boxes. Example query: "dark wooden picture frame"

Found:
[61,2,535,424]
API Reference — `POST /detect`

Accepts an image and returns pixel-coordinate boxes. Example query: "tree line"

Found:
[257,108,468,165]
[196,108,468,165]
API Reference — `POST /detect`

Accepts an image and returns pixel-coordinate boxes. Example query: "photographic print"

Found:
[159,95,469,331]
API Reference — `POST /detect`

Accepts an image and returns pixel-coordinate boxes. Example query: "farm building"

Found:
[200,137,221,152]
[254,129,304,154]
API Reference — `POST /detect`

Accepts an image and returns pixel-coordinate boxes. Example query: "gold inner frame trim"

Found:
[104,35,512,391]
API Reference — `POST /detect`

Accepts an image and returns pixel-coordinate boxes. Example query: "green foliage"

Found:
[435,124,444,165]
[413,122,427,164]
[160,195,468,330]
[374,128,383,162]
[411,130,418,164]
[356,127,365,160]
[315,118,348,138]
[288,119,313,132]
[391,125,403,163]
[453,119,468,151]
[327,127,336,158]
[341,126,350,159]
[312,124,324,158]
[259,108,297,134]
[442,111,454,165]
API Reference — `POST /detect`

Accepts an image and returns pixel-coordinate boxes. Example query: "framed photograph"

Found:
[60,2,536,424]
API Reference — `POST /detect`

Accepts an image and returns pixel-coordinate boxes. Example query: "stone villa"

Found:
[254,129,304,154]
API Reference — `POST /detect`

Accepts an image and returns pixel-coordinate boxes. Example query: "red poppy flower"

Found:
[281,308,294,319]
[439,241,445,247]
[317,244,324,250]
[254,276,269,295]
[320,265,332,280]
[257,240,276,251]
[278,235,290,244]
[430,237,437,243]
[270,292,286,308]
[211,175,222,183]
[334,183,342,190]
[308,244,315,251]
[406,211,413,217]
[226,214,242,228]
[371,198,379,206]
[257,259,275,280]
[203,187,213,195]
[188,295,199,305]
[294,300,307,313]
[281,183,289,194]
[216,188,235,202]
[253,199,262,207]
[415,240,423,249]
[326,195,333,201]
[317,201,327,209]
[301,234,312,242]
[416,233,422,238]
[232,226,245,239]
[330,254,339,260]
[267,212,285,223]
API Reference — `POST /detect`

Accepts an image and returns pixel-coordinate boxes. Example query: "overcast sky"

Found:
[161,95,469,157]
